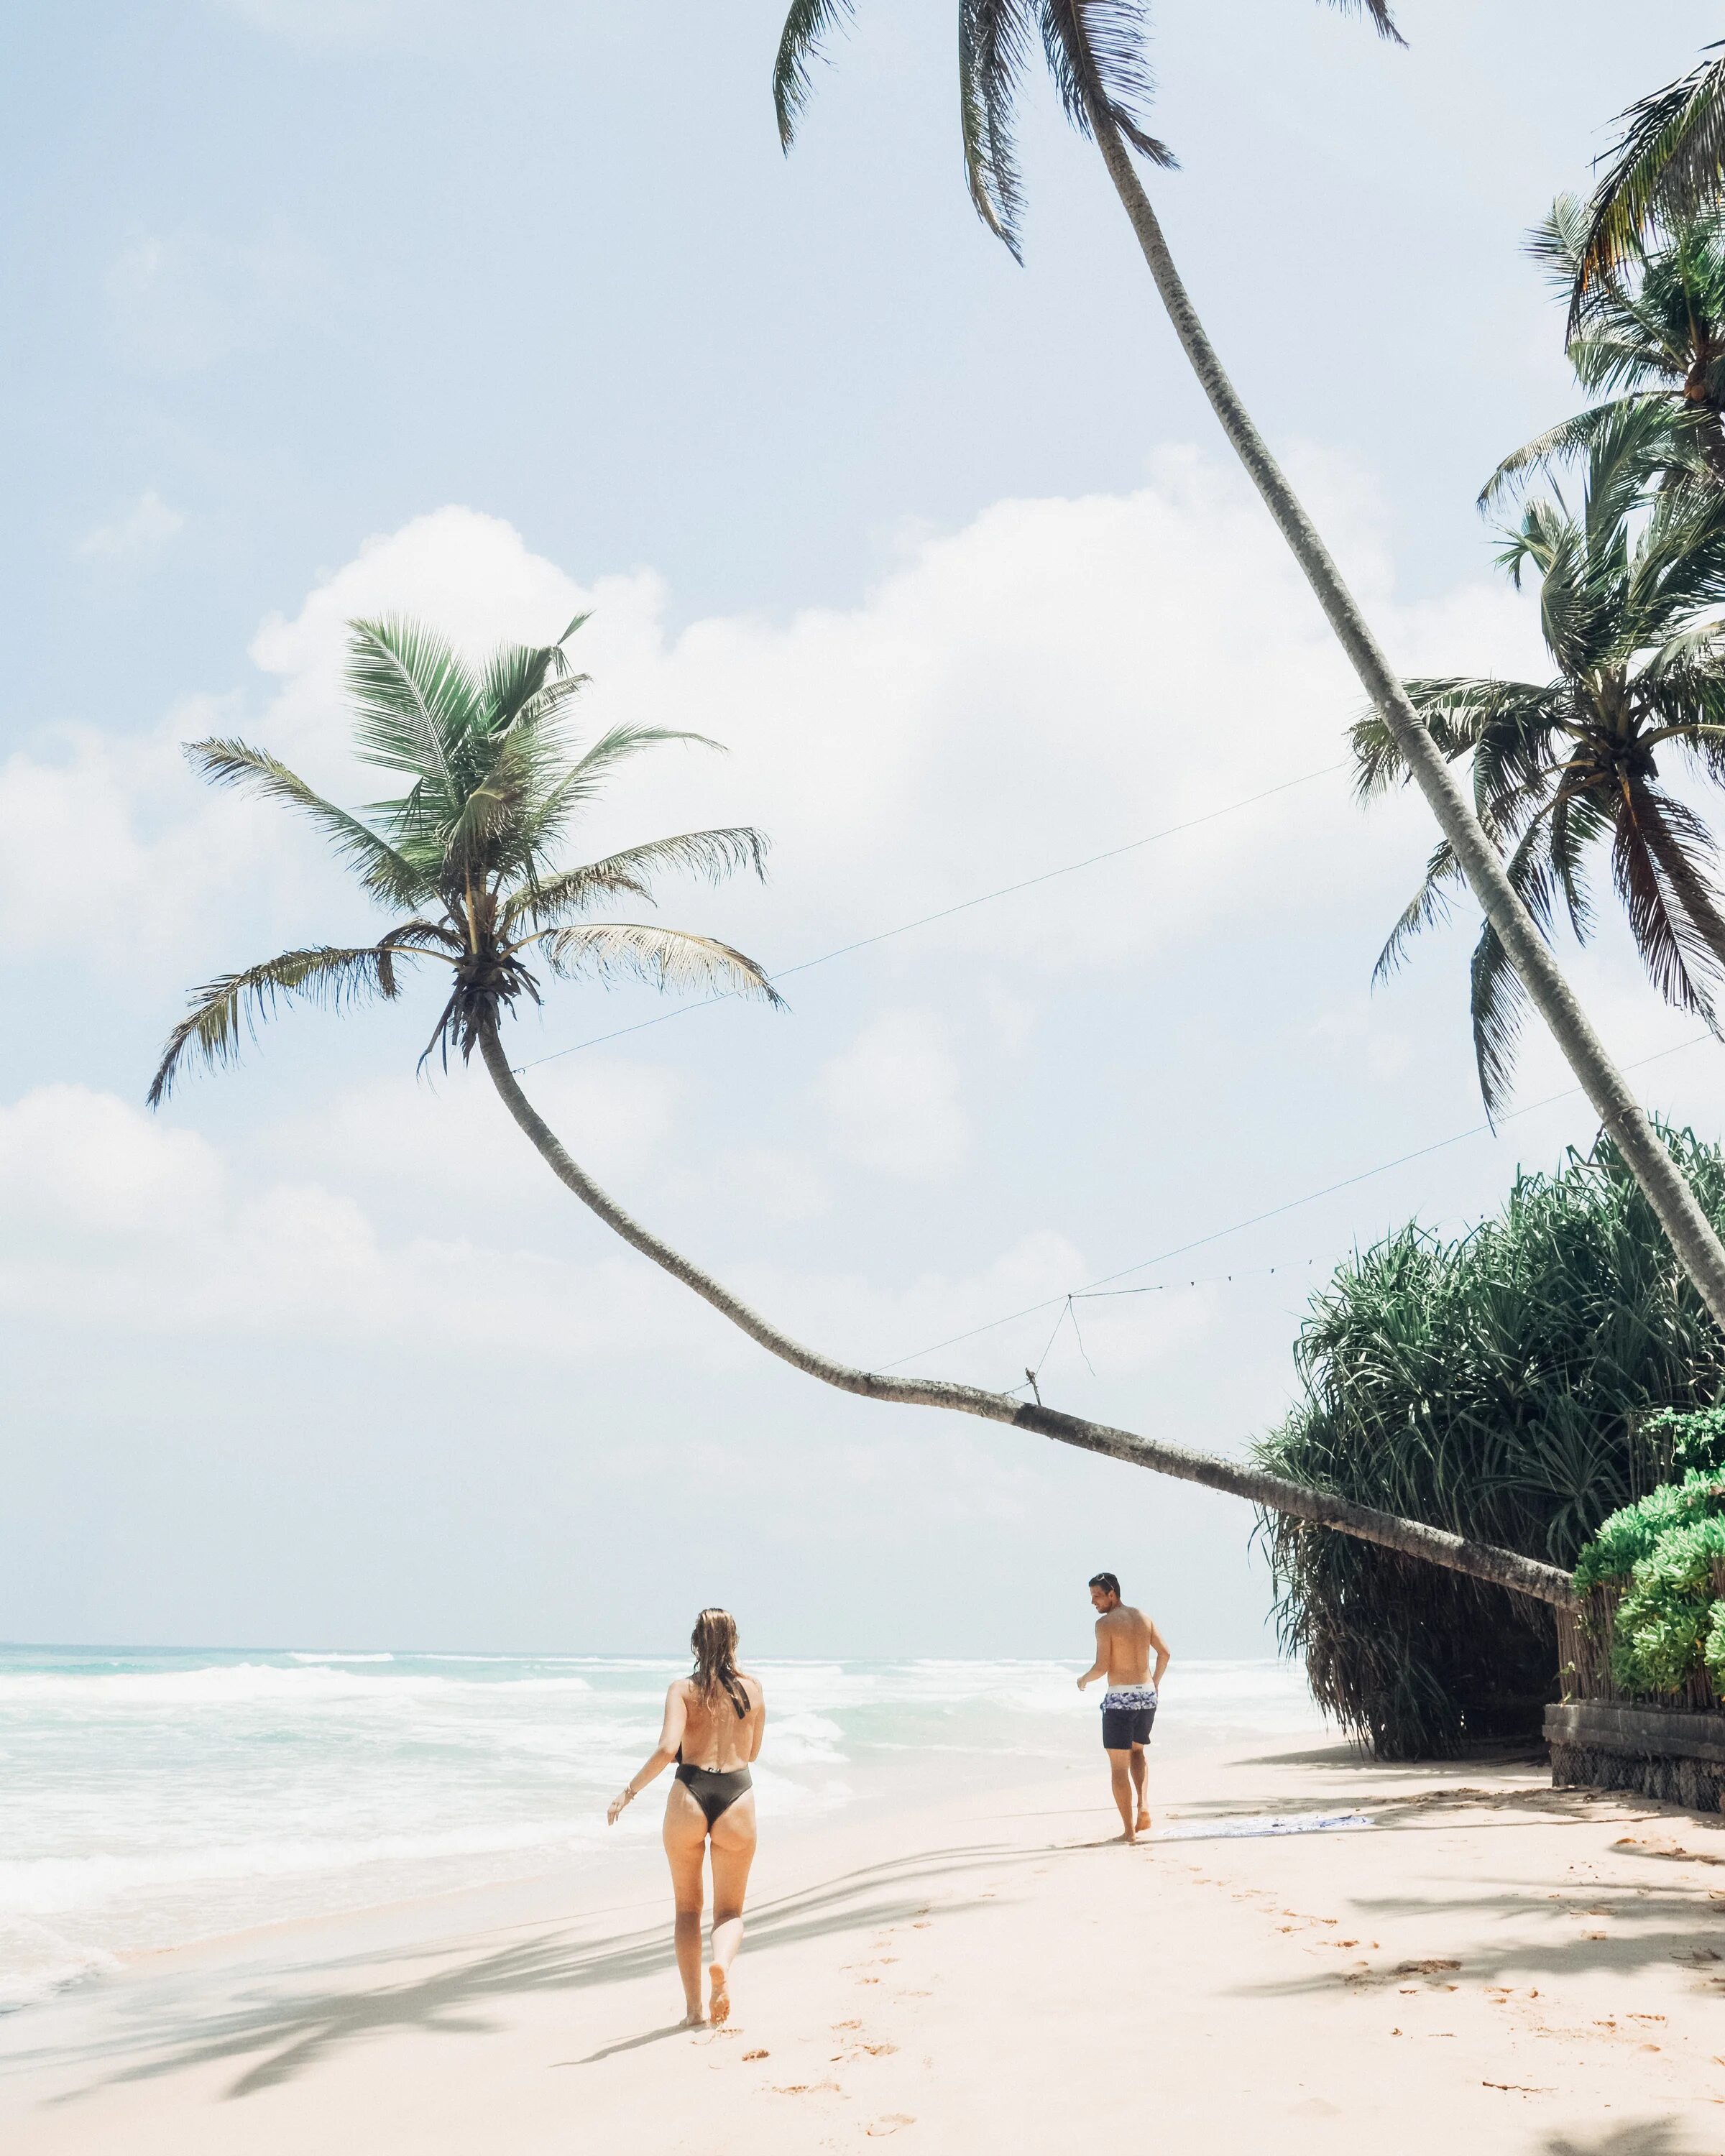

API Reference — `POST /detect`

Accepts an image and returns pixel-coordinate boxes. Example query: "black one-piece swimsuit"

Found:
[674,1680,753,1824]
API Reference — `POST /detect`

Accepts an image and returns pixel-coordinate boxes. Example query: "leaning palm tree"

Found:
[150,612,1573,1608]
[1358,400,1725,1114]
[768,1,1725,1331]
[1573,40,1725,322]
[1484,196,1725,507]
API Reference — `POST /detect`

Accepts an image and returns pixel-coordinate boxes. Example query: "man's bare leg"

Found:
[1105,1748,1137,1841]
[1128,1744,1151,1835]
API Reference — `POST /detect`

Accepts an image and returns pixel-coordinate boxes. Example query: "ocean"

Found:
[0,1645,1326,2012]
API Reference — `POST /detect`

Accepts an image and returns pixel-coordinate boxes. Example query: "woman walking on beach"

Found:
[608,1609,765,2027]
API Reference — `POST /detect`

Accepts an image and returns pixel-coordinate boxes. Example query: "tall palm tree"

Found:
[1573,41,1725,322]
[768,1,1725,1332]
[1357,401,1725,1113]
[1484,196,1725,508]
[149,612,1573,1608]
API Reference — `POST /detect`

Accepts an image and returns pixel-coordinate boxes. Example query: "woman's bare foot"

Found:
[681,2010,707,2029]
[1136,1810,1152,1836]
[709,1965,731,2026]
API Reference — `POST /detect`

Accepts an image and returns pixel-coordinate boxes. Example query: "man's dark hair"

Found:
[1088,1572,1121,1598]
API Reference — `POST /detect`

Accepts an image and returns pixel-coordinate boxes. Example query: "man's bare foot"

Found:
[681,2010,707,2029]
[1136,1810,1152,1835]
[709,1965,731,2026]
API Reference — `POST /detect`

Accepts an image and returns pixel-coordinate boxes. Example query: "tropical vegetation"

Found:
[1484,196,1725,506]
[146,610,1573,1608]
[767,0,1725,1333]
[1254,1127,1725,1758]
[1573,1415,1725,1700]
[1355,398,1725,1114]
[1573,40,1725,316]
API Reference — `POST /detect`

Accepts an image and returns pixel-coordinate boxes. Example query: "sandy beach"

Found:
[1,1733,1721,2153]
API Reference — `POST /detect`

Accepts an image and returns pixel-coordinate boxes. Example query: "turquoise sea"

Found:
[0,1646,1325,2011]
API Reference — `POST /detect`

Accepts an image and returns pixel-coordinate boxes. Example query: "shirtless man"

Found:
[1076,1571,1172,1843]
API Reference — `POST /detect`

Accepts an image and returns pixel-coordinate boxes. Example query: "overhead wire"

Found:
[882,1031,1714,1378]
[510,760,1346,1073]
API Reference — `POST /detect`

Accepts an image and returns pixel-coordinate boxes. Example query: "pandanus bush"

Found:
[1254,1127,1725,1759]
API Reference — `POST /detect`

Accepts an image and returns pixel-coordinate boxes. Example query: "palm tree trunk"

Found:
[479,1019,1573,1608]
[1084,115,1725,1337]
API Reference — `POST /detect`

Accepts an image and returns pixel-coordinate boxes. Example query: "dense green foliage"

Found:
[1573,1416,1725,1697]
[1254,1127,1725,1758]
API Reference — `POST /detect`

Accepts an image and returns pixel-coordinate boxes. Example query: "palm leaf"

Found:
[147,945,408,1105]
[1466,818,1560,1121]
[773,0,855,149]
[345,617,481,808]
[521,724,724,855]
[500,827,770,936]
[1372,837,1463,982]
[185,739,430,908]
[1612,780,1725,1028]
[1039,1,1174,168]
[960,0,1036,255]
[535,923,786,1005]
[1576,44,1725,321]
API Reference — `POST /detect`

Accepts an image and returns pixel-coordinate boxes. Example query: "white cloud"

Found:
[816,1010,967,1178]
[106,224,321,374]
[78,490,186,561]
[0,1084,1191,1390]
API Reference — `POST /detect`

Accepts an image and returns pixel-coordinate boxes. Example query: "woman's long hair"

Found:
[690,1608,749,1719]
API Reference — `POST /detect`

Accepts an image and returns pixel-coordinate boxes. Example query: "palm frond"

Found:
[773,0,855,149]
[535,923,786,1006]
[1040,1,1174,168]
[1478,397,1676,512]
[185,738,430,908]
[345,617,481,807]
[960,0,1037,256]
[1372,838,1463,982]
[1320,0,1402,42]
[147,944,408,1105]
[500,828,770,936]
[1467,819,1559,1122]
[522,724,724,855]
[1576,44,1725,323]
[1612,780,1725,1028]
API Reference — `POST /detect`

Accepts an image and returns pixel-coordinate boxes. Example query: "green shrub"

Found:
[1706,1603,1725,1689]
[1573,1470,1725,1591]
[1642,1404,1725,1476]
[1255,1125,1725,1758]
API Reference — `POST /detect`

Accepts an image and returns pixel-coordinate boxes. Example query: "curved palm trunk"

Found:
[1084,117,1725,1337]
[479,1021,1573,1608]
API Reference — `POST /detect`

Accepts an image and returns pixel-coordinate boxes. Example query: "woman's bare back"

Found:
[676,1672,764,1772]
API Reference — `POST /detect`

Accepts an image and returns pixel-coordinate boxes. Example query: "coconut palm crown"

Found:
[1574,41,1725,323]
[147,614,781,1105]
[1355,401,1725,1115]
[772,0,1399,262]
[1484,196,1725,510]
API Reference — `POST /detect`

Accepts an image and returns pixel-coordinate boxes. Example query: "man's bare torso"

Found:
[1095,1603,1156,1688]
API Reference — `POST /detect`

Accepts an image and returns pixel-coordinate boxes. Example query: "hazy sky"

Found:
[4,1,1723,1660]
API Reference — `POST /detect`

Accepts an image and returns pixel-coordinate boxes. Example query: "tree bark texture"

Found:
[1085,118,1725,1337]
[480,1023,1576,1609]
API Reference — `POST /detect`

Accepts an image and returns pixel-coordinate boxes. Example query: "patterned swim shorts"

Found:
[1100,1685,1158,1750]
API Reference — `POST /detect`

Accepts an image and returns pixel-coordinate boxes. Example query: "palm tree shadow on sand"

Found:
[35,1843,1049,2104]
[1545,2126,1708,2156]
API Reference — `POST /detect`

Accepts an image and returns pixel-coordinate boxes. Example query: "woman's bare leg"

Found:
[706,1792,758,2024]
[662,1782,709,2024]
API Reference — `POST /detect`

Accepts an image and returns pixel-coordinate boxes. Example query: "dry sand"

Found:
[2,1733,1724,2153]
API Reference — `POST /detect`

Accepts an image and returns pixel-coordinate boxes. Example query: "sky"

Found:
[3,1,1724,1662]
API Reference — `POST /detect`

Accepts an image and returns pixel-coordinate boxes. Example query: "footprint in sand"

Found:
[865,2116,916,2137]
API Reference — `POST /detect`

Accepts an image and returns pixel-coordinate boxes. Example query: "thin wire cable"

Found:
[879,1031,1714,1373]
[510,760,1346,1073]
